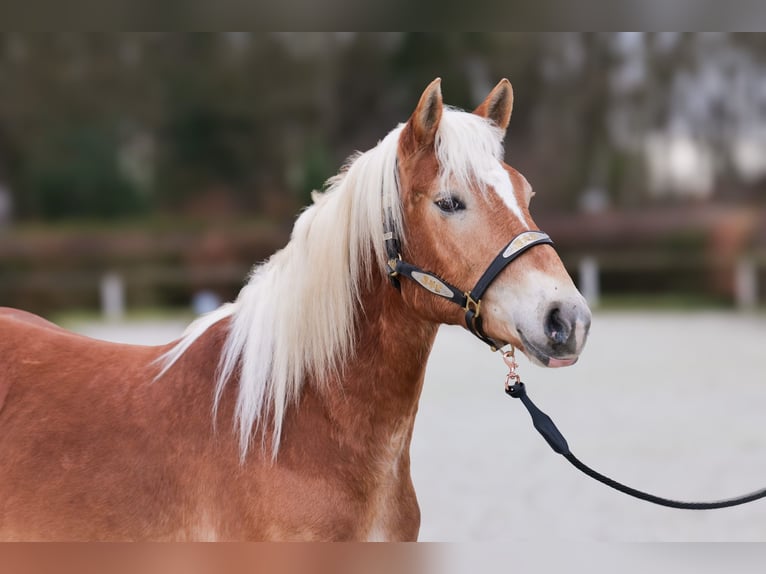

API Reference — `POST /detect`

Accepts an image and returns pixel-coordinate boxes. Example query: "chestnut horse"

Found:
[0,79,591,541]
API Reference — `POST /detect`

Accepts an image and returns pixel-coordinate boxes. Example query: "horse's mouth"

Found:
[518,332,578,368]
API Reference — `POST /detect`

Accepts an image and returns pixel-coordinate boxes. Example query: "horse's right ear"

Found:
[473,78,513,135]
[402,78,443,152]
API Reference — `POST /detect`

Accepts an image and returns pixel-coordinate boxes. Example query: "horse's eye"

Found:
[434,195,465,213]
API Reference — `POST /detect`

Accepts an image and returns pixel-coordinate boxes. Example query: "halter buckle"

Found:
[387,255,401,277]
[464,293,481,318]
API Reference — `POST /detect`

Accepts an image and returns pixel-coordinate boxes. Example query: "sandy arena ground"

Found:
[70,311,766,541]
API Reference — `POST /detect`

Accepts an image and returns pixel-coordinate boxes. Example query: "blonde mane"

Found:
[158,108,505,459]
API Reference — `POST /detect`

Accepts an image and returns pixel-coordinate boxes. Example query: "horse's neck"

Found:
[307,279,438,456]
[191,274,438,462]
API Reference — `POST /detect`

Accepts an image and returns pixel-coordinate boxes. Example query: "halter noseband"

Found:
[384,224,553,351]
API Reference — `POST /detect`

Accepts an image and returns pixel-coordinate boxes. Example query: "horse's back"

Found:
[0,306,176,419]
[0,307,148,407]
[0,307,68,331]
[0,306,171,434]
[0,306,169,355]
[0,307,110,356]
[0,308,203,540]
[0,308,67,413]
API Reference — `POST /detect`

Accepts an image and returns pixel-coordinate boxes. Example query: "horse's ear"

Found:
[474,78,514,134]
[404,78,443,150]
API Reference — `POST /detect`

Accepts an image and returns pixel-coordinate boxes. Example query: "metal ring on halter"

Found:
[387,255,402,277]
[502,347,521,390]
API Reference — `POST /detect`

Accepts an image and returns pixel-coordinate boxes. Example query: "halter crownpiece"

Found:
[384,224,553,351]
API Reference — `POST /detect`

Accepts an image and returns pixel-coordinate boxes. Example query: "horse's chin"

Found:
[546,356,578,368]
[518,333,579,368]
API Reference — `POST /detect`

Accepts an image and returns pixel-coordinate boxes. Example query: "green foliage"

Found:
[298,139,334,204]
[21,125,147,221]
[156,103,255,204]
[1,33,763,224]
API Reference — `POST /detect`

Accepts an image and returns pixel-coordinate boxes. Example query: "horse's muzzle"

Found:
[521,302,591,368]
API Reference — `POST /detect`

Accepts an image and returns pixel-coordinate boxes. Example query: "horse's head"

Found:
[394,78,591,367]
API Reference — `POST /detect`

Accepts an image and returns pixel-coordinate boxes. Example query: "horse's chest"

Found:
[361,430,420,541]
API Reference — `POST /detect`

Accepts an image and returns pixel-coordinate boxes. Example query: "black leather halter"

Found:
[384,223,553,351]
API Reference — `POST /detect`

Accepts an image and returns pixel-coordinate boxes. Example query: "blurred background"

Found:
[2,33,766,541]
[1,32,764,317]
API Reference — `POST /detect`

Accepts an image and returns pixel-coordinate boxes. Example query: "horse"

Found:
[0,78,591,541]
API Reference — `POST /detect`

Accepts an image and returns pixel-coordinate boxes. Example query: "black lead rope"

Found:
[505,381,766,509]
[382,216,766,509]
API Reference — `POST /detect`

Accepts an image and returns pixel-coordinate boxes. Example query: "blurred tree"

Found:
[22,125,146,220]
[1,32,765,224]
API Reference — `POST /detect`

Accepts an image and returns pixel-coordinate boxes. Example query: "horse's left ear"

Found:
[474,78,514,134]
[402,78,443,151]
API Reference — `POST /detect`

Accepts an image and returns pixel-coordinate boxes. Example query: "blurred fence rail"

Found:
[568,251,766,309]
[1,205,765,317]
[0,221,289,315]
[539,205,766,309]
[1,249,763,319]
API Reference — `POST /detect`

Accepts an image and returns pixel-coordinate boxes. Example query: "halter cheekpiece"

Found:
[383,220,553,351]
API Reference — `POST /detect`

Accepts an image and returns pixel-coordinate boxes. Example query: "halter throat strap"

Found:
[384,228,553,351]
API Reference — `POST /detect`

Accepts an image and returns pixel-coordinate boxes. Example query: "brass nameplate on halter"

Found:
[502,231,548,259]
[411,271,454,298]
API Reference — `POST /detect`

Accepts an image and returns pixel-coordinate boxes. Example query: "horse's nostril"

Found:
[544,307,571,346]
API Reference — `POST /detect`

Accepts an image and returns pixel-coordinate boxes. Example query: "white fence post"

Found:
[735,257,758,310]
[100,272,125,322]
[579,256,600,307]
